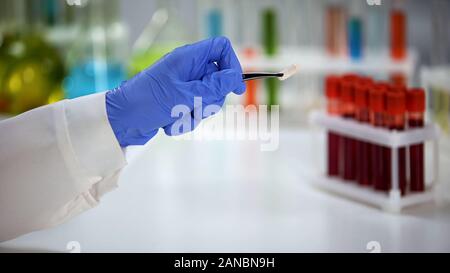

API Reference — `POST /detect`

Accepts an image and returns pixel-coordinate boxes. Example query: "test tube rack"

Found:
[309,110,442,213]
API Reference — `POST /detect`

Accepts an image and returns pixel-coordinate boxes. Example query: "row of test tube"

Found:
[325,74,426,195]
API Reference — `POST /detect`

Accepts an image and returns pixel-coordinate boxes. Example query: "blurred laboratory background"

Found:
[0,0,448,113]
[0,0,448,116]
[1,0,450,252]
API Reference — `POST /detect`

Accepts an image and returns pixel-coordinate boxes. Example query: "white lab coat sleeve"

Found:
[0,92,127,242]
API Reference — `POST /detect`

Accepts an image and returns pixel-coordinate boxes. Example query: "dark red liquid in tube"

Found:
[381,85,392,193]
[325,75,341,176]
[369,84,387,191]
[354,79,373,185]
[385,91,407,195]
[407,88,426,192]
[340,77,357,181]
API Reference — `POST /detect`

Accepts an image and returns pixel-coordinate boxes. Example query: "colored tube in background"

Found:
[265,78,279,108]
[63,0,126,99]
[207,8,222,38]
[390,9,407,61]
[325,5,347,57]
[348,17,363,60]
[243,48,259,107]
[262,8,277,56]
[262,8,278,108]
[64,60,125,99]
[388,2,408,89]
[433,86,450,134]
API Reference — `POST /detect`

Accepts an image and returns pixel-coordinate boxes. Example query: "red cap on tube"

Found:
[407,88,425,112]
[342,74,358,80]
[377,82,392,92]
[340,79,354,103]
[354,82,370,108]
[325,75,340,99]
[370,85,386,113]
[386,91,406,115]
[341,73,359,85]
[359,77,374,86]
[390,83,407,93]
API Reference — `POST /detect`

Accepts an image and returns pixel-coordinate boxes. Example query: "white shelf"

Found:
[309,111,442,213]
[238,47,418,75]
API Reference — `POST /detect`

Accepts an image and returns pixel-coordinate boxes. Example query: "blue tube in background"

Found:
[64,60,125,99]
[207,9,223,38]
[348,17,363,60]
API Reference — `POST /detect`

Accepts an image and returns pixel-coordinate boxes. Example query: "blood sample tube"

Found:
[338,74,358,179]
[382,93,392,193]
[369,84,388,191]
[325,75,341,176]
[407,88,426,192]
[354,80,372,185]
[385,91,407,195]
[340,77,357,181]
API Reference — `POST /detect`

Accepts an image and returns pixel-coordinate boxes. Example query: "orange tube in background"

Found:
[242,48,259,107]
[245,79,258,107]
[390,9,407,60]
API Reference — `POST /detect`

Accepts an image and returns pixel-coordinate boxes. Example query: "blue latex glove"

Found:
[105,37,246,147]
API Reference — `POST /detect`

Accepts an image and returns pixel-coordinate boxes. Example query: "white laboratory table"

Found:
[1,128,450,253]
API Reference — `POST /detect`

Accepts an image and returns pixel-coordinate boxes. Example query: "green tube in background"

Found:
[438,88,449,134]
[262,8,278,56]
[262,8,279,108]
[266,77,279,108]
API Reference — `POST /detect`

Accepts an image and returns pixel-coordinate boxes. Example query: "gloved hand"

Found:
[105,37,246,147]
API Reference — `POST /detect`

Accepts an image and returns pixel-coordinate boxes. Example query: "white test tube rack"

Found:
[309,111,442,213]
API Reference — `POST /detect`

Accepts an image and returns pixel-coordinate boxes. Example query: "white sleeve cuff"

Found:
[63,92,127,180]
